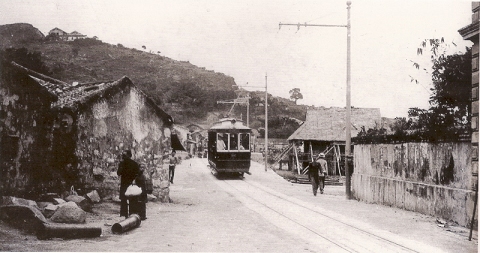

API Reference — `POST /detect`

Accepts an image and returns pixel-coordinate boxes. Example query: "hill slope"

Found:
[0,23,307,134]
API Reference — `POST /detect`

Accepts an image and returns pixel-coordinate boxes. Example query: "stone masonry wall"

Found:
[74,86,171,202]
[352,142,475,227]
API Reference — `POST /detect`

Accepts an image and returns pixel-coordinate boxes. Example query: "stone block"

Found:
[472,116,478,131]
[473,132,479,144]
[93,167,102,175]
[473,101,479,114]
[473,87,479,101]
[85,190,101,203]
[65,195,92,212]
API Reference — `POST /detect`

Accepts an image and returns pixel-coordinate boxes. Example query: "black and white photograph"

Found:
[0,1,478,252]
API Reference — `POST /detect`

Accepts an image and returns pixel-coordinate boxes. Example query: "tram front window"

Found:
[239,133,250,150]
[229,133,238,150]
[217,133,227,150]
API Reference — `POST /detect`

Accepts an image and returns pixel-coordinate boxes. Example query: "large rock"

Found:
[50,203,86,224]
[65,195,92,212]
[2,196,39,210]
[0,205,47,233]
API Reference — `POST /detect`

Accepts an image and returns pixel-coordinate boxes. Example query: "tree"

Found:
[289,88,303,104]
[404,38,471,139]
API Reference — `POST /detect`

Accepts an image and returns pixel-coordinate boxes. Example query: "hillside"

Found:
[0,23,307,135]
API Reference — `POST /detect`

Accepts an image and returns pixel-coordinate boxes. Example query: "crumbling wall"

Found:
[352,142,475,227]
[74,86,171,201]
[0,76,56,198]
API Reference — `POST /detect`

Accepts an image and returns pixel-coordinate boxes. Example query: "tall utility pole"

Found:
[279,1,352,199]
[265,73,268,172]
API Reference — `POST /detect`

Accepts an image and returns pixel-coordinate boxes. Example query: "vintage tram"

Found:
[207,118,251,176]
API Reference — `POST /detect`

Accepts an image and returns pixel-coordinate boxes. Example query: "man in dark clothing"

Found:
[131,166,148,220]
[308,161,320,196]
[117,150,140,218]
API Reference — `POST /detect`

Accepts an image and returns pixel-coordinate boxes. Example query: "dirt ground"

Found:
[0,157,478,252]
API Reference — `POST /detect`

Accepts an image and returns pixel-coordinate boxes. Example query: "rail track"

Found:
[202,159,441,252]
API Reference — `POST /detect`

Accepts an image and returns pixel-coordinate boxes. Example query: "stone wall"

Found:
[73,86,171,202]
[0,74,57,198]
[352,142,476,227]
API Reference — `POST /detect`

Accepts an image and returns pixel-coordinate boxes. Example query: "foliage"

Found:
[409,39,471,138]
[289,88,303,104]
[358,38,471,143]
[0,47,51,77]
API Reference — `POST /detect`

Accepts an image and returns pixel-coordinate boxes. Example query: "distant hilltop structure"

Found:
[48,27,87,41]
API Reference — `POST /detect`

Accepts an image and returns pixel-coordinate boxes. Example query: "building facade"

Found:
[0,63,173,201]
[458,2,479,194]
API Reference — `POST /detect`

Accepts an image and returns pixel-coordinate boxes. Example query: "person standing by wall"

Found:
[317,153,328,194]
[168,150,178,184]
[117,149,140,218]
[132,166,147,220]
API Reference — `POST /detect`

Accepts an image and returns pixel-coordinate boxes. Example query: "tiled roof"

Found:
[28,75,74,97]
[287,107,381,141]
[52,78,128,109]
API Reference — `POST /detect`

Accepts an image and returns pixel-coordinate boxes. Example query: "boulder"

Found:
[2,196,39,210]
[85,190,101,203]
[50,204,86,224]
[65,195,92,212]
[0,205,47,233]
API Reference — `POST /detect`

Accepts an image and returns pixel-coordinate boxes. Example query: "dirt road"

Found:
[0,157,477,252]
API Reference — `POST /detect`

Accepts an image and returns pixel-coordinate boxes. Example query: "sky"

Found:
[0,0,474,118]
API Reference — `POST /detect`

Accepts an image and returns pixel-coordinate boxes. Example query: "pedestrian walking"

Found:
[117,149,140,218]
[308,161,320,196]
[317,153,328,194]
[168,150,178,184]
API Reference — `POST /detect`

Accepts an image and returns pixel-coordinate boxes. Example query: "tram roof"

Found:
[209,118,251,130]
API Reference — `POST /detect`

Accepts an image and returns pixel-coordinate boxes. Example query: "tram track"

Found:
[201,160,442,252]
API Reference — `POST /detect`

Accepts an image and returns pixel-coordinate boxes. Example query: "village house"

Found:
[185,123,207,157]
[284,107,384,175]
[0,62,173,202]
[48,27,87,41]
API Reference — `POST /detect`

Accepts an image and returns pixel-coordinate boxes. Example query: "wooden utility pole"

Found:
[280,1,352,198]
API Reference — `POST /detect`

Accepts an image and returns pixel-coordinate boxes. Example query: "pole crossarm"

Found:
[279,22,347,29]
[279,1,352,199]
